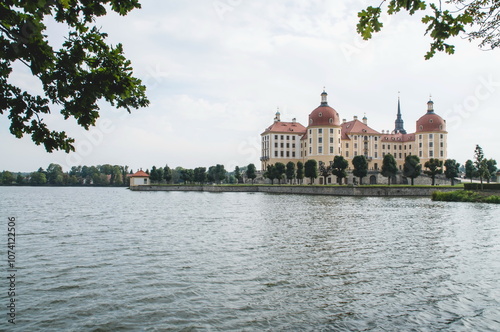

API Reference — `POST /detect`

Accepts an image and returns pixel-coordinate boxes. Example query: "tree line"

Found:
[0,164,132,186]
[148,164,258,185]
[262,145,497,186]
[0,163,260,186]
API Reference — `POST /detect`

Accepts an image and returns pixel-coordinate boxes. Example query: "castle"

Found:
[260,90,448,184]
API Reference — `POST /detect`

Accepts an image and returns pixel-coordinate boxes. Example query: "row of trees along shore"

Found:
[263,145,497,186]
[0,163,259,186]
[1,147,496,187]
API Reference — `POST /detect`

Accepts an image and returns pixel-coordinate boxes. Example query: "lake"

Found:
[1,187,499,331]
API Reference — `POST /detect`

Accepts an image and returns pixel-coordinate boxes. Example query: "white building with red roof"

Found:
[128,170,150,187]
[260,90,448,178]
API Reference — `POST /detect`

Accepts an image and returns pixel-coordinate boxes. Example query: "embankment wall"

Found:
[129,185,461,196]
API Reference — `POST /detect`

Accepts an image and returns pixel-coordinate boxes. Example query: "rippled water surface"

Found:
[1,187,500,331]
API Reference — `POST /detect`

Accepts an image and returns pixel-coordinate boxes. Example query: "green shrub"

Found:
[432,190,500,204]
[464,183,500,191]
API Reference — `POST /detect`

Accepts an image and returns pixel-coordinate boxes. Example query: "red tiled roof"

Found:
[341,119,379,139]
[309,105,341,127]
[128,170,149,177]
[262,121,307,134]
[380,132,416,142]
[416,112,447,132]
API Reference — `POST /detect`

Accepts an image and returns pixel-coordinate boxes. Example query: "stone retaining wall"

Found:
[130,185,461,197]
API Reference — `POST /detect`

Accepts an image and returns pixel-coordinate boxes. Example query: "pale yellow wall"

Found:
[261,132,303,170]
[261,128,447,173]
[416,132,447,165]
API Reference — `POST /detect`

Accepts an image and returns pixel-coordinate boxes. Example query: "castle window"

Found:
[429,151,434,157]
[275,143,278,148]
[286,143,290,148]
[330,147,334,154]
[429,142,433,147]
[292,143,296,148]
[281,143,284,148]
[419,151,422,157]
[354,151,358,156]
[329,118,333,124]
[429,134,433,139]
[429,119,433,123]
[375,152,378,158]
[318,137,323,143]
[318,146,323,154]
[319,112,323,117]
[293,152,296,157]
[318,129,323,134]
[275,151,278,157]
[330,137,333,144]
[346,143,349,148]
[354,143,358,149]
[382,144,385,149]
[346,151,349,157]
[287,136,290,140]
[440,151,444,157]
[286,151,290,157]
[330,128,334,134]
[275,135,278,140]
[419,143,422,148]
[419,125,423,131]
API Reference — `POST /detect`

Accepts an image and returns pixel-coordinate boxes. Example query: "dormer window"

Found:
[318,112,323,117]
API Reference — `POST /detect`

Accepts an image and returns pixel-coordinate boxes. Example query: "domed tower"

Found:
[303,90,342,164]
[415,98,447,163]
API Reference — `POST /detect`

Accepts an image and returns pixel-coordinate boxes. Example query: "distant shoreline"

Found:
[129,184,462,197]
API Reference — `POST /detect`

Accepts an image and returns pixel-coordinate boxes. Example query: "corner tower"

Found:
[303,90,342,165]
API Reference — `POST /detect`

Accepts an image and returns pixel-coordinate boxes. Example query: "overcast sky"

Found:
[2,0,499,172]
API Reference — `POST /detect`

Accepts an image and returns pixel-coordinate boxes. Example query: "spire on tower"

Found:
[320,89,328,106]
[394,93,407,134]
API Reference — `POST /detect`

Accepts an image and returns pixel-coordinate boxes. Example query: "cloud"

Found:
[2,1,499,172]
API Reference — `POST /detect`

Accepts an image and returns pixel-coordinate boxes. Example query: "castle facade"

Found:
[260,91,448,181]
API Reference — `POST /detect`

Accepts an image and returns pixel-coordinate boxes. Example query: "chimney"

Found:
[292,117,296,123]
[342,119,346,123]
[353,115,358,121]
